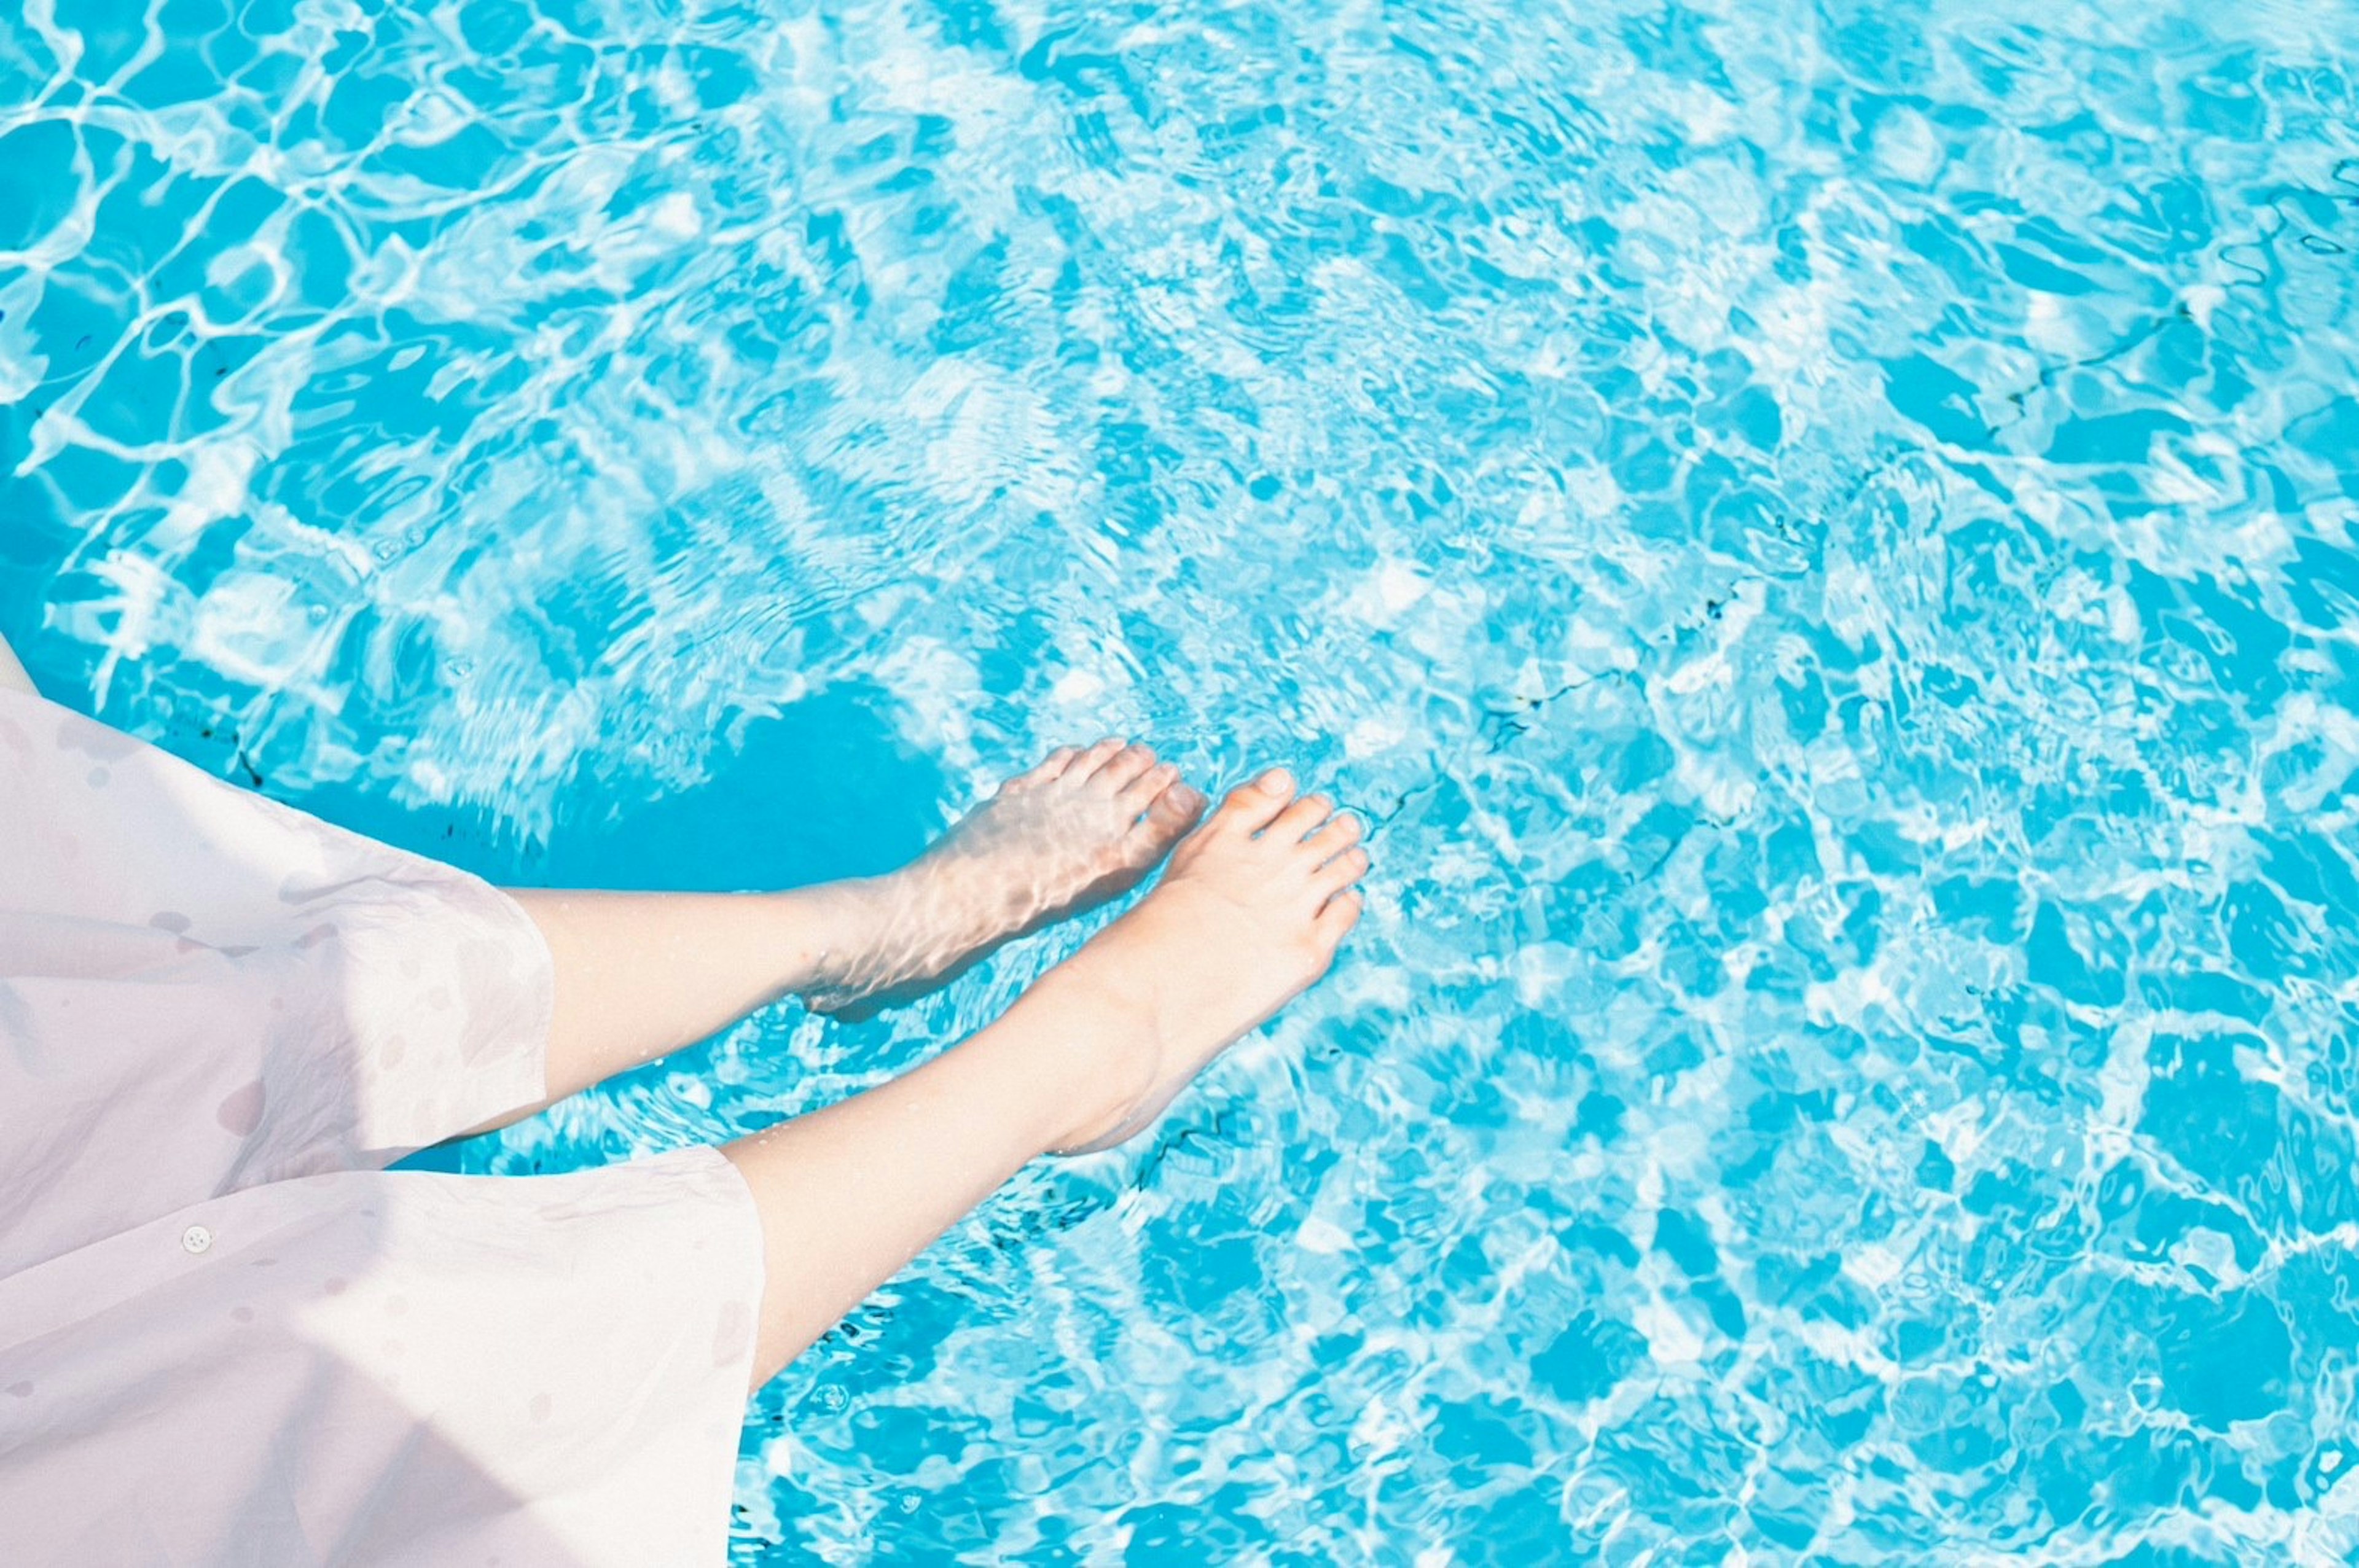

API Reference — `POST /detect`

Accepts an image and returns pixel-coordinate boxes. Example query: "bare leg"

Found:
[724,768,1369,1384]
[483,741,1205,1125]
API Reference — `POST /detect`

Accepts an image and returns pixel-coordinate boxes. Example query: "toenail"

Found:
[1260,768,1293,792]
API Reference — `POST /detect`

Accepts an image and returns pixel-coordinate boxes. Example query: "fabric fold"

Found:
[0,688,554,1274]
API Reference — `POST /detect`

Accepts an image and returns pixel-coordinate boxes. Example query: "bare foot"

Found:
[1012,768,1369,1153]
[808,739,1207,1015]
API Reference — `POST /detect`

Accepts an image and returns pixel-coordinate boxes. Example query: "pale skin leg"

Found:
[724,768,1368,1385]
[477,739,1207,1127]
[496,754,1367,1388]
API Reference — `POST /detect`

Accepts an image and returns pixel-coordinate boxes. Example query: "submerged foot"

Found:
[1021,768,1369,1153]
[808,739,1207,1015]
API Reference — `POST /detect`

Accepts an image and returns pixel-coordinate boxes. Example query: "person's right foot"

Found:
[1017,768,1370,1154]
[805,739,1205,1015]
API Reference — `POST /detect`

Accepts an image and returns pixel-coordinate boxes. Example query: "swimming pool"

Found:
[6,0,2359,1558]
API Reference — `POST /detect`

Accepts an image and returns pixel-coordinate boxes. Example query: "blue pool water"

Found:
[7,0,2359,1558]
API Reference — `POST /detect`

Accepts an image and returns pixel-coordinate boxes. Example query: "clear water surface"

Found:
[6,0,2359,1560]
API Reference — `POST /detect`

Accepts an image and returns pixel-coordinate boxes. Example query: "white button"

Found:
[181,1225,213,1255]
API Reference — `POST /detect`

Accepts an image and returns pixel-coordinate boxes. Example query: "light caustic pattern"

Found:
[7,0,2359,1560]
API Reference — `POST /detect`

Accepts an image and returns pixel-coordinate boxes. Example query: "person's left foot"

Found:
[806,740,1207,1014]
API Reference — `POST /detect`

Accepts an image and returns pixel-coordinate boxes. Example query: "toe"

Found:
[1009,747,1081,789]
[1314,886,1364,943]
[1122,758,1181,803]
[1266,792,1336,843]
[1305,809,1364,856]
[1213,767,1296,834]
[1095,743,1160,793]
[1070,738,1125,781]
[1313,844,1370,897]
[1141,774,1208,838]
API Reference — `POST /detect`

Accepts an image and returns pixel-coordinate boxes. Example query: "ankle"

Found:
[993,958,1165,1153]
[773,876,901,1004]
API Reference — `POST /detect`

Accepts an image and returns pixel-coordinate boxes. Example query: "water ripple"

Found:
[7,0,2359,1560]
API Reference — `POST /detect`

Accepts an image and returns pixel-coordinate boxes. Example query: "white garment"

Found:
[0,690,763,1566]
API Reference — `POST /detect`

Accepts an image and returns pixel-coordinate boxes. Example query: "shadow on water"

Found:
[273,681,952,895]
